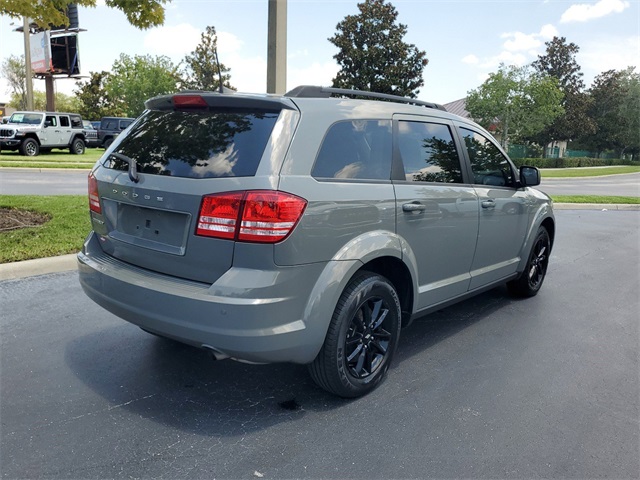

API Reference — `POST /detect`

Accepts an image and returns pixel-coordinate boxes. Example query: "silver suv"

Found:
[0,111,87,156]
[78,86,554,397]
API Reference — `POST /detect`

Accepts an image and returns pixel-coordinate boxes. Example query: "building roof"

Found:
[443,98,470,119]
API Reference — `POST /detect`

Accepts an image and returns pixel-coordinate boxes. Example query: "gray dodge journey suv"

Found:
[78,86,554,397]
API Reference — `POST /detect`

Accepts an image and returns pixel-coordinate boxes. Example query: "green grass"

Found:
[0,195,91,263]
[0,149,102,169]
[551,195,640,204]
[541,166,640,177]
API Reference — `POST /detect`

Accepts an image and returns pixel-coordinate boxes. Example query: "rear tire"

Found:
[309,271,401,398]
[20,138,39,157]
[70,137,85,155]
[507,226,550,297]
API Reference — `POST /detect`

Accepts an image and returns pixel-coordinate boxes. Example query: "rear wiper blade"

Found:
[110,152,139,183]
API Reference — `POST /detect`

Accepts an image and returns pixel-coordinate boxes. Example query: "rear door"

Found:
[455,124,530,289]
[91,99,296,284]
[57,115,72,145]
[393,115,479,310]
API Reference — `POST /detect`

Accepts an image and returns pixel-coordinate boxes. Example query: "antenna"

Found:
[214,47,224,94]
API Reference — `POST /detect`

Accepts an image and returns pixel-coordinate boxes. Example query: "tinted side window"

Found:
[45,115,57,127]
[120,120,133,129]
[397,121,463,183]
[312,120,392,180]
[70,115,82,128]
[460,128,514,187]
[59,116,70,127]
[103,120,116,130]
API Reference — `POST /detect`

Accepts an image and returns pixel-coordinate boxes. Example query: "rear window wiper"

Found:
[110,152,139,183]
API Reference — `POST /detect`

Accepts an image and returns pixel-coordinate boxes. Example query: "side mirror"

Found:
[44,121,52,128]
[519,166,540,187]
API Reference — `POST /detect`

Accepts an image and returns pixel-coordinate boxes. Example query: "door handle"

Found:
[402,202,426,212]
[481,199,496,209]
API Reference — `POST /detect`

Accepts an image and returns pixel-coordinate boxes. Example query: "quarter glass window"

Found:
[312,120,392,180]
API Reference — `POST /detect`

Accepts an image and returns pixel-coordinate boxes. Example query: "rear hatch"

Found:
[89,92,299,284]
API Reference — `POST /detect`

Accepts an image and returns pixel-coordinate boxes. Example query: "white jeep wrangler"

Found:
[0,111,87,156]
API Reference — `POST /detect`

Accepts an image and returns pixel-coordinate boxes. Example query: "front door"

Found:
[393,116,479,311]
[456,125,530,289]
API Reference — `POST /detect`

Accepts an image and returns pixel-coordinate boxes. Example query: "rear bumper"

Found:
[77,232,332,364]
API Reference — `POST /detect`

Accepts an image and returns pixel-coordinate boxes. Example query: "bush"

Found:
[511,157,640,168]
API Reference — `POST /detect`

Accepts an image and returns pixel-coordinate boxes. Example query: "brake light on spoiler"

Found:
[196,191,307,243]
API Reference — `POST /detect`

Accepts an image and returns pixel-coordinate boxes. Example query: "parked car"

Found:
[0,111,86,156]
[82,120,100,148]
[97,116,134,149]
[78,86,554,398]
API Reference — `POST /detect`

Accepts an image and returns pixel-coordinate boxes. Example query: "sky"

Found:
[0,0,638,107]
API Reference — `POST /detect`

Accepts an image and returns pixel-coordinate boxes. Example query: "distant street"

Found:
[538,172,640,197]
[0,168,90,195]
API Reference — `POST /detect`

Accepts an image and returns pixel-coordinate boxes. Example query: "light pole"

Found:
[22,16,34,110]
[267,0,287,94]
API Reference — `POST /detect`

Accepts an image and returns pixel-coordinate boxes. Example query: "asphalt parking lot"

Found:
[1,209,639,479]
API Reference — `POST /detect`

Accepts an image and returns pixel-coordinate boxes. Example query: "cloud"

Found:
[143,23,201,56]
[560,0,630,23]
[501,24,558,52]
[287,61,340,90]
[462,54,479,65]
[579,35,640,83]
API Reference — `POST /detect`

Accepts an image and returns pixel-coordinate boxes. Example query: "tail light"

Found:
[88,173,101,214]
[196,190,307,243]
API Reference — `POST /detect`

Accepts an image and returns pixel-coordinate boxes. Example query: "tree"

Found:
[1,0,169,30]
[181,26,234,91]
[466,64,564,148]
[8,90,80,112]
[531,36,595,151]
[104,54,180,117]
[581,67,640,158]
[329,0,428,98]
[74,71,114,120]
[1,55,27,110]
[532,36,584,94]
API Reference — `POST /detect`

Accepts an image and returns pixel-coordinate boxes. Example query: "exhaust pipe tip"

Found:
[202,344,230,361]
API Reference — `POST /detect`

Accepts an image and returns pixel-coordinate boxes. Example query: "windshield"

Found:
[8,113,43,125]
[104,109,280,179]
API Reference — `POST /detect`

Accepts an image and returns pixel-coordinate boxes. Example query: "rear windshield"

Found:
[103,109,280,178]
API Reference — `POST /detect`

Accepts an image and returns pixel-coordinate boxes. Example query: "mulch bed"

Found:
[0,207,50,232]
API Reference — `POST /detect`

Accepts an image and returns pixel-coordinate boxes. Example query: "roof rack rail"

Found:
[285,85,446,111]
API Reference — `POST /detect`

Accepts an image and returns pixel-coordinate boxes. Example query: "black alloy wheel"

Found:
[508,226,550,297]
[309,271,401,398]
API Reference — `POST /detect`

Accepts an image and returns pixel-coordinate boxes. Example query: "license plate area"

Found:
[104,200,191,255]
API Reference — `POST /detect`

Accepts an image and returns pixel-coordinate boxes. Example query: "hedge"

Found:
[511,157,640,168]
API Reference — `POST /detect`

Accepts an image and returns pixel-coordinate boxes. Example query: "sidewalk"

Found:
[1,203,638,281]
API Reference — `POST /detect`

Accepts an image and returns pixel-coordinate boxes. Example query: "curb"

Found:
[0,254,77,281]
[553,203,640,210]
[0,204,637,281]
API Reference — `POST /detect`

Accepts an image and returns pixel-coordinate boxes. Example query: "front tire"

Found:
[20,138,39,157]
[70,137,85,155]
[309,272,401,398]
[508,226,550,297]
